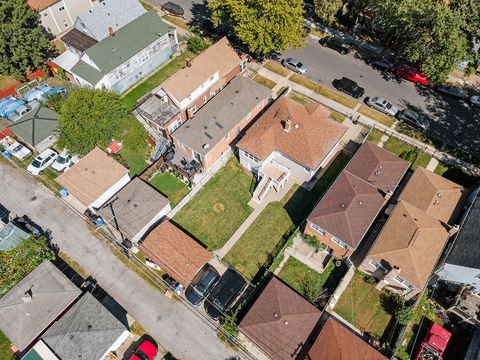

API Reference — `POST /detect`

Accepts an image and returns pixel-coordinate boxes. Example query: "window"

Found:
[58,6,65,11]
[394,275,412,289]
[369,260,388,273]
[332,237,349,249]
[190,105,197,113]
[243,151,259,163]
[168,118,182,134]
[240,59,248,72]
[310,223,326,235]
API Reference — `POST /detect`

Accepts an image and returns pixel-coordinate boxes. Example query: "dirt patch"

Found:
[213,203,225,213]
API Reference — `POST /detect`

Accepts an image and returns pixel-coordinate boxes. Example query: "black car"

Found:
[185,264,220,305]
[397,109,430,131]
[319,36,352,55]
[436,85,467,100]
[332,77,365,98]
[366,57,394,72]
[204,268,246,320]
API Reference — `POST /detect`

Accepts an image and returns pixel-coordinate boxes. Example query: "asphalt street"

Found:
[145,0,206,22]
[283,36,480,155]
[0,162,238,360]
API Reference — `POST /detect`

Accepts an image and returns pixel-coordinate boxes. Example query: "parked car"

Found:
[319,36,352,55]
[51,150,78,172]
[282,57,307,74]
[204,268,246,320]
[23,85,66,103]
[27,148,58,175]
[161,1,184,17]
[0,97,26,118]
[414,323,451,360]
[393,66,429,86]
[8,100,40,122]
[470,95,480,108]
[129,339,158,360]
[332,77,365,98]
[436,85,467,100]
[4,139,32,160]
[366,57,394,72]
[397,109,430,131]
[366,96,399,117]
[185,264,220,305]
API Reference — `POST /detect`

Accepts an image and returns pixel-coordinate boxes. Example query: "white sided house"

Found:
[237,97,347,203]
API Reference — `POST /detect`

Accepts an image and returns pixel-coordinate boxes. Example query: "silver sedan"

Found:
[282,57,307,74]
[367,96,399,117]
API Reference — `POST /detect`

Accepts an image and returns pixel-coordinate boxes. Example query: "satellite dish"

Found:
[335,260,342,267]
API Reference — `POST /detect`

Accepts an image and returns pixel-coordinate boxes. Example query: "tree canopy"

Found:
[208,0,305,56]
[314,0,343,26]
[0,0,53,79]
[58,88,147,156]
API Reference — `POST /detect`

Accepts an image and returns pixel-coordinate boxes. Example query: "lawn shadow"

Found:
[322,261,348,293]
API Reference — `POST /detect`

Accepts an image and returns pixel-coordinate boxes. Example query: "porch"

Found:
[252,161,290,203]
[157,148,203,186]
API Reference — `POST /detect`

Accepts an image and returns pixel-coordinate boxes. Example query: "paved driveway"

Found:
[283,36,480,155]
[0,163,238,360]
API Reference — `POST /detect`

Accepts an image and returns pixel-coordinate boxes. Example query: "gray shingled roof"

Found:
[172,76,272,155]
[0,222,29,251]
[74,0,146,41]
[71,10,172,85]
[0,261,81,351]
[42,292,128,360]
[8,106,58,147]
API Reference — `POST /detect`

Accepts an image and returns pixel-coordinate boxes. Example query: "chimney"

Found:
[186,58,192,67]
[108,26,114,36]
[22,289,33,303]
[283,119,291,132]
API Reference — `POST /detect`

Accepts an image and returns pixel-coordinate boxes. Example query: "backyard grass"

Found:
[122,51,195,112]
[52,38,66,54]
[366,128,385,145]
[411,152,432,170]
[0,75,17,91]
[382,136,431,170]
[264,61,290,77]
[435,162,449,176]
[161,15,191,31]
[224,153,351,281]
[288,91,309,105]
[329,111,345,123]
[253,74,277,89]
[119,147,149,176]
[0,330,14,360]
[358,105,395,127]
[334,272,391,338]
[173,157,254,250]
[140,0,153,10]
[149,172,190,206]
[290,74,357,109]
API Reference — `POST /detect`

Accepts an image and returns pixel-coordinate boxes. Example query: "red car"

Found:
[394,66,429,86]
[130,339,158,360]
[415,323,451,360]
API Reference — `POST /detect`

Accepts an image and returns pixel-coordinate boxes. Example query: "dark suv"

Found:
[185,264,219,306]
[320,36,352,55]
[204,268,246,320]
[332,77,365,98]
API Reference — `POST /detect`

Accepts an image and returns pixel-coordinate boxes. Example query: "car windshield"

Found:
[405,110,418,120]
[12,145,22,152]
[385,102,393,110]
[31,159,41,168]
[296,62,304,68]
[57,156,68,164]
[134,350,150,360]
[213,297,225,309]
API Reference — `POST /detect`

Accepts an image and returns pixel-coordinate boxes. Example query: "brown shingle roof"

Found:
[56,147,129,207]
[237,97,347,169]
[308,317,387,360]
[139,221,212,286]
[60,29,98,53]
[162,37,243,101]
[398,167,465,225]
[308,171,385,248]
[344,142,410,194]
[28,0,59,11]
[368,201,449,289]
[239,276,321,360]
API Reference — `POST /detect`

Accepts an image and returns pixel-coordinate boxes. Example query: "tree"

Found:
[209,0,305,56]
[58,88,146,156]
[450,0,480,39]
[0,0,53,79]
[314,0,343,26]
[187,35,210,54]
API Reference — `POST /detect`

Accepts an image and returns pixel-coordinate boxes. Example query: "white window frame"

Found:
[332,236,349,249]
[243,151,259,163]
[310,223,326,236]
[240,59,248,72]
[393,275,412,289]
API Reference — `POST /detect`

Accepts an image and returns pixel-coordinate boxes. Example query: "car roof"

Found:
[340,77,356,86]
[207,269,245,306]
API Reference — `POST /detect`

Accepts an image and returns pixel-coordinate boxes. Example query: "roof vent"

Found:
[202,144,210,150]
[340,203,345,208]
[358,201,363,206]
[273,312,279,318]
[186,58,192,67]
[294,123,299,129]
[283,119,292,132]
[374,171,381,176]
[434,200,440,205]
[284,320,289,325]
[436,193,441,198]
[108,26,115,36]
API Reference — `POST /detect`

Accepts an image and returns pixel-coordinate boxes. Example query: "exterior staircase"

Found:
[253,176,273,203]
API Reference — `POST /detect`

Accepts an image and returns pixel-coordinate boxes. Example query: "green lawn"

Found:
[0,331,14,360]
[149,172,190,206]
[264,61,290,77]
[435,162,449,175]
[288,92,309,105]
[334,272,391,338]
[119,147,149,176]
[173,157,254,249]
[382,137,431,170]
[411,152,432,170]
[253,74,277,89]
[329,111,345,123]
[224,153,351,281]
[122,51,195,112]
[358,105,395,127]
[162,15,192,31]
[366,128,384,145]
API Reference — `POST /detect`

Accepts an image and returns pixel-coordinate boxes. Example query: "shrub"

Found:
[303,234,325,251]
[187,35,210,54]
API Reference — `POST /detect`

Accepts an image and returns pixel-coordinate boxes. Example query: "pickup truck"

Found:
[415,323,451,360]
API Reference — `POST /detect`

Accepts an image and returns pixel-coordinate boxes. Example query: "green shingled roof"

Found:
[8,106,59,147]
[71,10,172,85]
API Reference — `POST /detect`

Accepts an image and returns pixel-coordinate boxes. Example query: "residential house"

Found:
[238,276,321,360]
[53,2,178,93]
[0,219,29,251]
[28,0,96,36]
[359,167,465,300]
[0,261,81,354]
[8,106,59,153]
[308,316,387,360]
[237,97,347,203]
[171,76,271,170]
[305,142,409,258]
[436,186,480,293]
[139,220,212,287]
[56,147,130,211]
[98,178,171,244]
[41,292,130,360]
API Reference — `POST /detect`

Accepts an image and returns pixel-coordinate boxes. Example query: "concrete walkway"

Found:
[427,157,439,172]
